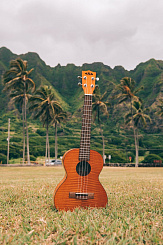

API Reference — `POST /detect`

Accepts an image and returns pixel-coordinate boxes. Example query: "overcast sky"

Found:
[1,0,163,70]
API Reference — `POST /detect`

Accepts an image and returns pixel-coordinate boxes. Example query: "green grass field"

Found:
[0,167,162,244]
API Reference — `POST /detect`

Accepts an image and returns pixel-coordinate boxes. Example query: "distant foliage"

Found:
[36,128,46,136]
[30,155,36,161]
[105,150,127,164]
[0,48,162,163]
[0,153,7,164]
[142,154,162,166]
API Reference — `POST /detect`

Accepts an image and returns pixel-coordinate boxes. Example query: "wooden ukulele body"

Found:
[54,148,108,211]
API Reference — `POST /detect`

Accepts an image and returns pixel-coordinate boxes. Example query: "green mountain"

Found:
[0,47,162,164]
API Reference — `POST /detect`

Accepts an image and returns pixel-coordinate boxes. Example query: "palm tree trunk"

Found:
[24,86,30,165]
[45,129,48,165]
[130,98,139,167]
[7,118,10,165]
[134,133,139,167]
[55,122,58,161]
[22,101,25,165]
[100,125,105,163]
[98,107,105,164]
[135,129,139,168]
[46,122,50,163]
[48,130,50,162]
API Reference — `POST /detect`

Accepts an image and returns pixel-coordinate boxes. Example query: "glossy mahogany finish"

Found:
[54,149,108,211]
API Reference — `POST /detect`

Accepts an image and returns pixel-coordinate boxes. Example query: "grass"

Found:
[0,167,162,244]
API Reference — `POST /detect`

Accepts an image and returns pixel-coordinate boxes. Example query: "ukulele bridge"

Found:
[69,192,94,200]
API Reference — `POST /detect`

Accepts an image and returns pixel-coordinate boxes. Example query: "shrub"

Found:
[36,129,46,136]
[142,154,162,163]
[158,152,163,159]
[0,153,7,164]
[105,150,126,164]
[30,155,36,161]
[142,154,162,167]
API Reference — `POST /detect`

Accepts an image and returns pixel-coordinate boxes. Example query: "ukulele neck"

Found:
[79,95,92,161]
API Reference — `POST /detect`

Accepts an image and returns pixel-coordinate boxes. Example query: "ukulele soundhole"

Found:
[76,161,91,176]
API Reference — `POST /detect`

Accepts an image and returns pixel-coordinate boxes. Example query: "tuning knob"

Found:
[96,77,99,81]
[95,85,99,88]
[78,82,82,86]
[77,76,82,79]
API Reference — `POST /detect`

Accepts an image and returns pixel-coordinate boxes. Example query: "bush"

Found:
[142,154,162,167]
[158,152,163,159]
[30,155,36,161]
[36,128,46,136]
[0,153,7,164]
[105,150,126,164]
[142,154,162,163]
[9,144,22,158]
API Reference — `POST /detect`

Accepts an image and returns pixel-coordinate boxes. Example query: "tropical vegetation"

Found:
[3,58,35,164]
[92,87,110,162]
[116,77,144,167]
[0,47,162,165]
[29,85,63,164]
[125,100,151,167]
[52,110,67,160]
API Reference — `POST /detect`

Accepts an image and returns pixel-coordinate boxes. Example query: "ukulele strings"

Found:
[78,79,92,199]
[83,95,89,196]
[85,95,92,196]
[78,82,88,198]
[83,95,92,197]
[79,90,86,198]
[81,83,88,198]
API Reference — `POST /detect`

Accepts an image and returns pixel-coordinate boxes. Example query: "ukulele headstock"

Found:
[78,70,99,95]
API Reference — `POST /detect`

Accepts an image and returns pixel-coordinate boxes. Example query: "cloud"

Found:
[1,0,163,70]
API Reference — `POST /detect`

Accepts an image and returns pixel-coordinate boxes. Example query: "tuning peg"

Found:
[96,77,99,81]
[95,85,99,88]
[77,76,82,79]
[78,82,82,86]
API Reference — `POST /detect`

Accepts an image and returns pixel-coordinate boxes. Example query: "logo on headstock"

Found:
[85,72,93,75]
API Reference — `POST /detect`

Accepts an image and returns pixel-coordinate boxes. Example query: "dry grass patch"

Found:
[0,167,162,244]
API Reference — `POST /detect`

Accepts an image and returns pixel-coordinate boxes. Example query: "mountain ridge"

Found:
[0,47,162,113]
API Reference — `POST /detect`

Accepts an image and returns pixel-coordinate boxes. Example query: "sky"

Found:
[1,0,163,70]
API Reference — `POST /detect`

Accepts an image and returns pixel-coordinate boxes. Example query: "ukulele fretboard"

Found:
[79,95,92,161]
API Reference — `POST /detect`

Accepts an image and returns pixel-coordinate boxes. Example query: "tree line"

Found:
[2,58,163,166]
[3,58,67,165]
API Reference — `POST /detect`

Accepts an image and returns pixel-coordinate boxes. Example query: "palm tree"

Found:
[117,77,143,167]
[52,111,67,160]
[9,85,32,164]
[125,101,151,167]
[92,88,110,162]
[29,86,62,164]
[3,58,35,164]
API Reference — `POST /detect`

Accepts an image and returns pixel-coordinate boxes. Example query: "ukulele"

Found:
[54,70,108,211]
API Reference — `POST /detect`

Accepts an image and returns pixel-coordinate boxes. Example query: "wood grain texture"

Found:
[54,148,108,211]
